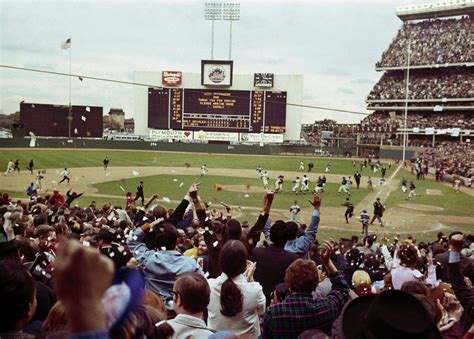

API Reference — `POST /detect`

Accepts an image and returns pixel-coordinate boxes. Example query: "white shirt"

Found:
[207,273,266,337]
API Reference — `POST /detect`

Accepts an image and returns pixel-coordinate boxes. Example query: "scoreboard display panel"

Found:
[148,88,286,133]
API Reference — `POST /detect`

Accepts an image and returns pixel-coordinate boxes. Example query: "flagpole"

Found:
[68,37,72,138]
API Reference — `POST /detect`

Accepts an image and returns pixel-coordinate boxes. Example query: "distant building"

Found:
[124,118,134,133]
[109,108,125,130]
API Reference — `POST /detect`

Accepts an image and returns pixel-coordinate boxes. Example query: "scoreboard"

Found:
[148,88,286,133]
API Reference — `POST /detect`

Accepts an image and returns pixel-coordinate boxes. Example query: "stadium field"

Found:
[0,149,390,175]
[1,148,472,243]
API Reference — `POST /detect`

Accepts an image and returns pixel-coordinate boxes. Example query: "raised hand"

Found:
[309,194,321,210]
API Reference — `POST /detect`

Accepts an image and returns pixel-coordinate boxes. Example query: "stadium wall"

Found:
[133,71,303,141]
[0,138,354,156]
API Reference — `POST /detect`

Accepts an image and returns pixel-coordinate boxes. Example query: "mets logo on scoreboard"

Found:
[208,66,226,83]
[201,60,234,87]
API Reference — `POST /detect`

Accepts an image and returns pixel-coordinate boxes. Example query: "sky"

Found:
[0,0,425,124]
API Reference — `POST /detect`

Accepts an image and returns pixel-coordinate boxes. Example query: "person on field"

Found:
[341,197,354,224]
[13,160,20,173]
[103,157,109,170]
[27,160,34,174]
[58,168,70,184]
[370,198,385,227]
[4,160,14,176]
[135,181,145,206]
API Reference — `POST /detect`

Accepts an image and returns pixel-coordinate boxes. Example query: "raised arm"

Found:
[126,220,161,266]
[247,191,274,248]
[291,194,321,253]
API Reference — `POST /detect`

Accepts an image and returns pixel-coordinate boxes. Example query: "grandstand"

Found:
[359,0,473,164]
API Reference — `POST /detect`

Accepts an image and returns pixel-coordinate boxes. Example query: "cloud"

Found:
[338,87,355,95]
[351,77,376,85]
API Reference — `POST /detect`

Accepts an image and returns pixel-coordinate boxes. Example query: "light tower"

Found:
[223,3,240,60]
[205,2,222,60]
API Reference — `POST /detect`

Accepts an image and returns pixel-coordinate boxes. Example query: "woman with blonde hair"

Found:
[351,270,373,296]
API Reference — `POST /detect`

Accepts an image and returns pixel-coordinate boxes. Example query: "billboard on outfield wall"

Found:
[149,129,192,140]
[240,133,283,143]
[149,129,284,143]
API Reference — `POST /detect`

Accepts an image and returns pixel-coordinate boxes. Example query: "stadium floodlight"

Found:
[205,2,222,60]
[402,47,412,162]
[223,3,240,60]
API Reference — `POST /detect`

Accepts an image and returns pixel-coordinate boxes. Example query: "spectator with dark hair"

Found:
[97,227,130,268]
[208,240,265,337]
[391,244,437,290]
[251,219,299,306]
[262,240,350,337]
[435,231,474,284]
[127,219,203,302]
[0,260,37,338]
[166,272,214,338]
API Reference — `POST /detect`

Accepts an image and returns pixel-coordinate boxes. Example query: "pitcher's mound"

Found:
[399,203,444,212]
[222,185,264,193]
[426,189,443,196]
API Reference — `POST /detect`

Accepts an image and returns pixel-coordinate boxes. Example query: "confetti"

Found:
[83,241,90,247]
[109,252,115,257]
[244,194,250,198]
[119,185,125,192]
[179,182,184,187]
[85,106,90,112]
[105,171,111,176]
[162,197,171,203]
[161,247,166,251]
[52,180,57,184]
[132,170,140,177]
[171,170,176,173]
[74,128,78,134]
[173,179,178,182]
[213,241,219,248]
[81,116,86,121]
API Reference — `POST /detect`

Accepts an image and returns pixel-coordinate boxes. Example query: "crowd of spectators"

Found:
[367,67,474,100]
[2,178,474,338]
[359,112,474,132]
[416,141,473,177]
[376,17,473,68]
[368,68,474,100]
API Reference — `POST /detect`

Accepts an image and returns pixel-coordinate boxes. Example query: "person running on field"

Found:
[59,168,71,184]
[370,198,385,227]
[292,176,301,195]
[341,197,354,224]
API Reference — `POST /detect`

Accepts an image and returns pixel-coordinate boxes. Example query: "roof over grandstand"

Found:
[396,0,474,21]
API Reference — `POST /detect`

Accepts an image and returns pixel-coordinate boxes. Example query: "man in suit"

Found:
[354,171,362,189]
[370,198,385,227]
[134,181,145,206]
[251,220,299,305]
[435,231,474,285]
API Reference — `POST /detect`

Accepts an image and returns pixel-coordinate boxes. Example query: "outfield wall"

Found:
[0,138,355,156]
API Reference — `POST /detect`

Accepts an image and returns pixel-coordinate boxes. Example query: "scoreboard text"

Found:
[148,88,286,133]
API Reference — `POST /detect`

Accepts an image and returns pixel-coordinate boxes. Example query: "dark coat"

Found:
[250,245,299,306]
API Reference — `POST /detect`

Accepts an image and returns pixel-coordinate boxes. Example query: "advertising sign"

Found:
[162,71,182,86]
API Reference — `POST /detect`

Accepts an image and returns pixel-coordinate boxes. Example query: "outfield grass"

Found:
[385,169,474,217]
[93,174,368,209]
[0,149,392,176]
